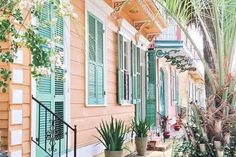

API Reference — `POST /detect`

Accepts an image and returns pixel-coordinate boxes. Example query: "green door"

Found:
[160,69,166,116]
[36,3,65,156]
[145,50,157,126]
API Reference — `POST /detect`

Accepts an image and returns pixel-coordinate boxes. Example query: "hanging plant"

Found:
[0,0,78,93]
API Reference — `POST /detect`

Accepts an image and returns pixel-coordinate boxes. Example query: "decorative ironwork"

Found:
[154,49,193,72]
[165,55,193,72]
[31,96,77,157]
[156,49,180,58]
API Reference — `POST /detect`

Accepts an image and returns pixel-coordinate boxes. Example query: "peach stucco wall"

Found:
[70,0,134,148]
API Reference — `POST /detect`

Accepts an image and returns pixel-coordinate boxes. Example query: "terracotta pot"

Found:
[104,150,123,157]
[214,141,221,150]
[174,125,181,131]
[199,144,206,152]
[163,131,170,139]
[135,137,148,156]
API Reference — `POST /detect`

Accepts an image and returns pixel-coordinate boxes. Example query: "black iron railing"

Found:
[31,96,77,157]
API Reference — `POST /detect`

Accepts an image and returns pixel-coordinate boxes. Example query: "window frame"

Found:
[86,11,106,106]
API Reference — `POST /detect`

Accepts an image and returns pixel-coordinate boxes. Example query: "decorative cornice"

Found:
[147,33,158,42]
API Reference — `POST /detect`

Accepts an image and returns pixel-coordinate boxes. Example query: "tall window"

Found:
[87,12,104,105]
[118,34,132,103]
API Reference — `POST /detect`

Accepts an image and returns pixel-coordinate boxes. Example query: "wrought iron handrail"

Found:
[31,96,77,157]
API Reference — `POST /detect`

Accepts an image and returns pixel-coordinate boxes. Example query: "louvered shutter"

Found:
[55,102,64,140]
[54,16,64,96]
[131,43,137,104]
[38,101,51,144]
[38,3,52,39]
[88,14,97,104]
[96,20,104,104]
[176,75,179,104]
[136,47,141,103]
[118,34,124,104]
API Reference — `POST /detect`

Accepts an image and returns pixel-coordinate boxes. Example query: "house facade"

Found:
[0,0,204,157]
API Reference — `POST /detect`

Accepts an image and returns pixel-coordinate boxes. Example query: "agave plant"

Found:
[95,117,128,151]
[131,118,151,138]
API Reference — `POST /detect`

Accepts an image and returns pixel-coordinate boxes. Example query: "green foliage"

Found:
[131,118,151,138]
[95,117,128,151]
[0,0,76,93]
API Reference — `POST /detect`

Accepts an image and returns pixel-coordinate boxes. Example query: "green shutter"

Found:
[136,48,141,102]
[38,101,51,144]
[88,13,104,104]
[55,101,64,140]
[96,21,104,104]
[118,33,124,104]
[131,43,137,104]
[88,14,97,104]
[38,3,52,39]
[145,50,157,125]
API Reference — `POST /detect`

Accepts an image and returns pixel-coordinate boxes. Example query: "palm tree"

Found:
[155,0,236,156]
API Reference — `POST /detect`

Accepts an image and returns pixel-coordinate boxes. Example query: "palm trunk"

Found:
[203,17,216,98]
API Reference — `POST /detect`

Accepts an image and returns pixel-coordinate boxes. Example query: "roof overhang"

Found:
[105,0,167,42]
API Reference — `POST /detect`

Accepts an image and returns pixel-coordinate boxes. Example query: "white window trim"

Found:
[85,0,112,107]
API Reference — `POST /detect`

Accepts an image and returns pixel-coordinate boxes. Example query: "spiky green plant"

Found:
[131,118,151,138]
[95,117,128,151]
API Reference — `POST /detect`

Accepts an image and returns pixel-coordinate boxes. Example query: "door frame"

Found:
[31,16,71,157]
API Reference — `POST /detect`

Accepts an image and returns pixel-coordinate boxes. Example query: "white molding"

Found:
[11,130,22,145]
[118,18,138,42]
[137,34,150,50]
[11,109,22,124]
[12,89,23,104]
[10,150,22,157]
[14,49,23,64]
[12,69,23,84]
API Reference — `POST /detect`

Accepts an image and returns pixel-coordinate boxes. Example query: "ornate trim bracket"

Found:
[112,1,126,14]
[134,21,146,31]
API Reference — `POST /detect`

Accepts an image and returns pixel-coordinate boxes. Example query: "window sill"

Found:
[86,104,108,107]
[120,103,133,106]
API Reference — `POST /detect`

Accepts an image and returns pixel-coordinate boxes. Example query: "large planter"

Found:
[104,150,123,157]
[135,137,148,156]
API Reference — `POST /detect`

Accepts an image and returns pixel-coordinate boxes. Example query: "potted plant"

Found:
[96,117,128,157]
[131,118,151,156]
[161,116,170,139]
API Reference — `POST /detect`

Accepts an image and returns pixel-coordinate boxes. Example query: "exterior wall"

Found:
[0,41,31,156]
[70,0,134,148]
[0,41,10,150]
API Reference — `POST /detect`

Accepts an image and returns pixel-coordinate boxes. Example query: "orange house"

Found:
[0,0,205,157]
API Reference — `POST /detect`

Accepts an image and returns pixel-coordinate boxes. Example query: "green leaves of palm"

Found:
[95,117,128,151]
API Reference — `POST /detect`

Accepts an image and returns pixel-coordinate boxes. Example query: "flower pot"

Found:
[135,137,148,156]
[199,144,206,152]
[104,150,123,157]
[174,125,181,131]
[163,131,170,139]
[214,140,221,150]
[216,150,224,157]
